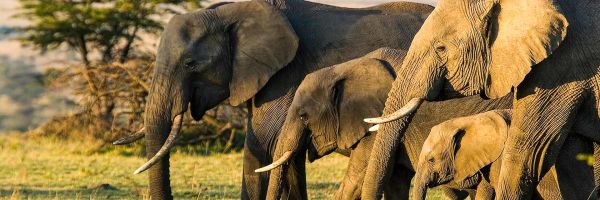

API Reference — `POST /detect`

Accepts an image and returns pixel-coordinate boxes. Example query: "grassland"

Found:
[0,134,443,199]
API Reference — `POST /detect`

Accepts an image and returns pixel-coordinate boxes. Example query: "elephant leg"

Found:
[496,85,585,199]
[474,181,495,200]
[242,128,270,200]
[383,166,413,200]
[536,166,561,200]
[595,142,600,187]
[553,134,595,200]
[440,187,470,200]
[334,136,374,200]
[242,92,307,200]
[244,130,306,200]
[243,131,304,200]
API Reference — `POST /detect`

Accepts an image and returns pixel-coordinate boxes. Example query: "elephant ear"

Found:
[332,57,397,149]
[484,0,568,98]
[217,0,299,106]
[453,111,510,181]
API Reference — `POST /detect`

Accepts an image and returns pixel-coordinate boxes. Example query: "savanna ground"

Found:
[0,134,444,199]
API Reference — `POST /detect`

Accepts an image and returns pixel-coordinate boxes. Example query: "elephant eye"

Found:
[183,59,196,69]
[435,44,446,53]
[427,156,435,163]
[299,112,309,125]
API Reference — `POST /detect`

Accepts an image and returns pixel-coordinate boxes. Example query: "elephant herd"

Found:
[113,0,600,199]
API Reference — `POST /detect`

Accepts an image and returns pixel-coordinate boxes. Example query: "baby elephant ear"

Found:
[452,110,510,181]
[484,0,568,98]
[332,57,398,149]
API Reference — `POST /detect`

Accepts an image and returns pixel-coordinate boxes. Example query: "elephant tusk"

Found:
[133,114,184,175]
[368,124,380,132]
[113,127,146,145]
[364,98,423,124]
[254,151,293,173]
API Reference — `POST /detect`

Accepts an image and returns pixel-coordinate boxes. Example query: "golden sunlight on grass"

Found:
[0,134,443,199]
[0,134,342,199]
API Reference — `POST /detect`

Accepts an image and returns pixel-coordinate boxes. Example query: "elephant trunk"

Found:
[141,60,190,200]
[361,48,445,199]
[412,176,428,200]
[257,117,306,200]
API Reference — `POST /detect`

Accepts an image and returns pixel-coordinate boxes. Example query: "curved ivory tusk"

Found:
[368,124,380,132]
[133,114,184,174]
[254,151,293,173]
[113,127,146,145]
[364,98,423,124]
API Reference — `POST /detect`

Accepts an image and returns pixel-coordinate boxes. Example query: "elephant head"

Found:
[255,48,404,199]
[412,110,510,200]
[362,0,568,197]
[122,0,299,198]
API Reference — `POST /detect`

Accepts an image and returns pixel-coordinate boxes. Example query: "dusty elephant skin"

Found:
[257,48,516,199]
[360,0,600,199]
[120,0,434,199]
[411,110,595,200]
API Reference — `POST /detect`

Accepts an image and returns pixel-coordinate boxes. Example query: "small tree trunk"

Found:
[119,26,139,63]
[76,34,97,93]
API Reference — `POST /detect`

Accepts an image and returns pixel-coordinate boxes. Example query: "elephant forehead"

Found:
[422,131,441,154]
[303,66,335,82]
[425,124,457,150]
[292,89,326,110]
[297,76,334,99]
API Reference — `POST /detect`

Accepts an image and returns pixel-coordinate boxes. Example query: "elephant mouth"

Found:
[190,87,208,121]
[190,82,229,121]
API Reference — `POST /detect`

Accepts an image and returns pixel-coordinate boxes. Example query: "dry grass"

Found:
[0,134,443,199]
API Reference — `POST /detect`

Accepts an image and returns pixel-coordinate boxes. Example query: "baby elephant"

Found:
[412,110,595,200]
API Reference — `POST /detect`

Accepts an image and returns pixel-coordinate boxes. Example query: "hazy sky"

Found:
[209,0,437,7]
[0,0,437,67]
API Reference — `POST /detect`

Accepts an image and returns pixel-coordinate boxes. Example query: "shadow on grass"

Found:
[0,187,137,199]
[1,183,242,199]
[307,182,340,190]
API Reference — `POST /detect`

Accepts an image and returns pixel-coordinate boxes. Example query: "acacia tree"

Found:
[17,0,247,151]
[17,0,199,119]
[15,0,184,136]
[16,0,203,63]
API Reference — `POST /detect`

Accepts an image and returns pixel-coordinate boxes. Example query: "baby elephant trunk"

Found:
[412,171,429,200]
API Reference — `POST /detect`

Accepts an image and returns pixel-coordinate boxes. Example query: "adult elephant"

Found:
[256,48,512,199]
[360,0,600,199]
[113,0,433,199]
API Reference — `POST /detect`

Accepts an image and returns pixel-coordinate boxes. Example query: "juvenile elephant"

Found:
[112,0,434,199]
[361,0,600,198]
[255,48,514,199]
[412,110,596,200]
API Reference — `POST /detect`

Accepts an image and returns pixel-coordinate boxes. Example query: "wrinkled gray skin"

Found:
[263,48,513,199]
[136,0,433,199]
[412,110,596,200]
[361,0,600,198]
